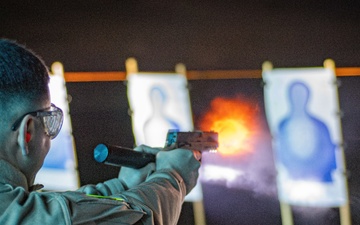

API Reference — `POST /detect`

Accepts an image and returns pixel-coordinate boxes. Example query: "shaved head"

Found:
[0,39,50,138]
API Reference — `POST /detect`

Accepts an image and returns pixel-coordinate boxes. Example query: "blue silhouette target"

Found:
[277,81,337,182]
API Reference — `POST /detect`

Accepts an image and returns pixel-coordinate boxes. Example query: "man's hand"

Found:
[156,149,201,195]
[118,145,160,189]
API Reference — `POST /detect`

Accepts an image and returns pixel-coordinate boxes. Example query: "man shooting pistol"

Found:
[93,129,219,168]
[0,39,214,225]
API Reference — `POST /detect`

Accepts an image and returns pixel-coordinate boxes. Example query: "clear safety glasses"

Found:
[11,103,64,139]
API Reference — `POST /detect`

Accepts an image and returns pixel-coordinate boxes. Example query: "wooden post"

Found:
[125,57,139,76]
[193,200,207,225]
[279,201,294,225]
[262,60,294,225]
[175,62,206,225]
[324,59,352,225]
[262,60,273,72]
[51,61,64,77]
[175,63,186,75]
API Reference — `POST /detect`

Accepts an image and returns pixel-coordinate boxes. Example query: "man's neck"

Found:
[0,159,29,191]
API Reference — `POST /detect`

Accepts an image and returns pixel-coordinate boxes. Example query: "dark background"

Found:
[1,0,360,72]
[2,1,360,224]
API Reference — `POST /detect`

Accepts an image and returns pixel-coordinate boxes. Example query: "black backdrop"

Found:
[66,75,360,225]
[2,1,360,72]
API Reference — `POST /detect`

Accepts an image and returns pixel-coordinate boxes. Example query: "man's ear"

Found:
[17,115,34,156]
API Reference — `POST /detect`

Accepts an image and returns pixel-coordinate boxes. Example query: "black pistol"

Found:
[94,129,218,168]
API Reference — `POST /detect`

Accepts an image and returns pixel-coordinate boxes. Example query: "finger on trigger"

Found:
[133,145,146,152]
[137,145,161,155]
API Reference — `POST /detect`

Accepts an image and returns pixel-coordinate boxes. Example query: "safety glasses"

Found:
[11,103,64,139]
